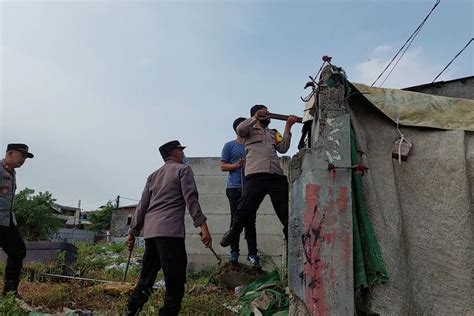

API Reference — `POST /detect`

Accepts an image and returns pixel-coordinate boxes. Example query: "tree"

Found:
[12,188,62,241]
[87,202,114,232]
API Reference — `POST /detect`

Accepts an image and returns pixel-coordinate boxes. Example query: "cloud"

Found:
[372,45,392,55]
[350,46,448,88]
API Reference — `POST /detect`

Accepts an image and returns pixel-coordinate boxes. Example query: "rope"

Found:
[395,116,412,164]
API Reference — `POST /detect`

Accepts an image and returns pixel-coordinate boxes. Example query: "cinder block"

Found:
[194,175,228,195]
[185,233,285,257]
[188,158,222,176]
[185,213,284,235]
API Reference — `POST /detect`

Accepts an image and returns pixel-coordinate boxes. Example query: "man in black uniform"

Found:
[0,143,34,297]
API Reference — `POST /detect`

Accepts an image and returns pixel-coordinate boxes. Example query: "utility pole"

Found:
[289,64,354,315]
[72,199,81,242]
[77,200,81,225]
[116,195,120,209]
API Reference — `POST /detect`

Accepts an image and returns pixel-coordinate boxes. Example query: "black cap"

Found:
[159,140,186,160]
[6,143,34,158]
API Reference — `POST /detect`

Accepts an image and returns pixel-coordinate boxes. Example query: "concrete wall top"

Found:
[404,76,474,100]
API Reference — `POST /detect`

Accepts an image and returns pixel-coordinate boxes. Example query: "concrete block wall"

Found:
[110,207,136,237]
[404,76,474,100]
[185,157,290,271]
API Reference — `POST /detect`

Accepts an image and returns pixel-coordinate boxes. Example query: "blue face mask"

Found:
[182,153,188,165]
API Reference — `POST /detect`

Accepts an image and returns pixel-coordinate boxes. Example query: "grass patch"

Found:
[0,243,245,314]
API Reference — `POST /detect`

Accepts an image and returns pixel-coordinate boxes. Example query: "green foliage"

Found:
[0,292,22,314]
[108,242,126,253]
[86,202,114,232]
[74,242,139,280]
[12,188,62,241]
[76,242,108,256]
[24,261,49,282]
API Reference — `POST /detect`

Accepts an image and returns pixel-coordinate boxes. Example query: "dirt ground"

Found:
[0,262,270,315]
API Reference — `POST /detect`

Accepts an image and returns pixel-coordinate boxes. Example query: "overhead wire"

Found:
[371,0,440,87]
[120,197,140,202]
[80,198,114,205]
[379,21,423,87]
[431,38,473,83]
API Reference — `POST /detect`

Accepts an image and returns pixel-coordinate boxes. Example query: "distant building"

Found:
[78,211,92,226]
[48,205,96,243]
[110,204,137,237]
[52,204,81,228]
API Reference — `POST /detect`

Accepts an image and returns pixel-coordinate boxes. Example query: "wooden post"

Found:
[288,64,354,315]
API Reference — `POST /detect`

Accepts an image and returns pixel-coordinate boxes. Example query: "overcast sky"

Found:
[1,0,472,210]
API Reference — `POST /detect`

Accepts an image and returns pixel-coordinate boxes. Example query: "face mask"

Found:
[260,119,271,128]
[182,153,188,165]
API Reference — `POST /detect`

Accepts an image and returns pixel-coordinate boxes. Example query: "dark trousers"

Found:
[0,219,26,295]
[127,237,187,316]
[232,174,289,241]
[298,120,313,150]
[226,188,257,255]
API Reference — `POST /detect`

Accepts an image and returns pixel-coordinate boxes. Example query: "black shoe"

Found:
[247,254,262,269]
[2,280,19,298]
[229,251,239,263]
[220,230,235,247]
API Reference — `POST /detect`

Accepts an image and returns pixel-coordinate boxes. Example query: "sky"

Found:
[1,0,473,210]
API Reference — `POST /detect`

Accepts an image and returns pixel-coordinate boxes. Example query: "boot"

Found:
[220,229,239,247]
[2,280,19,298]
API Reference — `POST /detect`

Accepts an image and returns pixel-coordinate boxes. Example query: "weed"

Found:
[108,242,126,254]
[0,293,22,314]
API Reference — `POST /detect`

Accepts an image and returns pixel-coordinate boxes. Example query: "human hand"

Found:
[254,108,269,121]
[126,234,135,251]
[200,230,212,248]
[286,115,298,129]
[235,159,245,169]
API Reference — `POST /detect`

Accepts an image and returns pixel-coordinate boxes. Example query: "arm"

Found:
[275,115,298,153]
[180,166,212,247]
[199,222,212,248]
[180,166,207,228]
[221,160,244,172]
[220,142,244,172]
[236,117,257,138]
[126,176,152,250]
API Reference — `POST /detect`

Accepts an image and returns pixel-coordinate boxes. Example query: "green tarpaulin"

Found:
[351,127,389,288]
[239,270,289,316]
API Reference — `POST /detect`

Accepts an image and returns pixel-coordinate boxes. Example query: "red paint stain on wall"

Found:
[302,185,352,315]
[337,187,351,286]
[337,186,349,212]
[303,184,327,315]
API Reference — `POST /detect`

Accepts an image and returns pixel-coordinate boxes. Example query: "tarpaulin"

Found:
[352,83,474,131]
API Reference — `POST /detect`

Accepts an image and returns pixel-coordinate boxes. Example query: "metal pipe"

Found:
[122,249,133,283]
[42,273,114,283]
[268,112,303,123]
[41,273,133,285]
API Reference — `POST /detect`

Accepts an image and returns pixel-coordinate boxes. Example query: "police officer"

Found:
[126,140,212,316]
[0,143,34,297]
[220,105,298,258]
